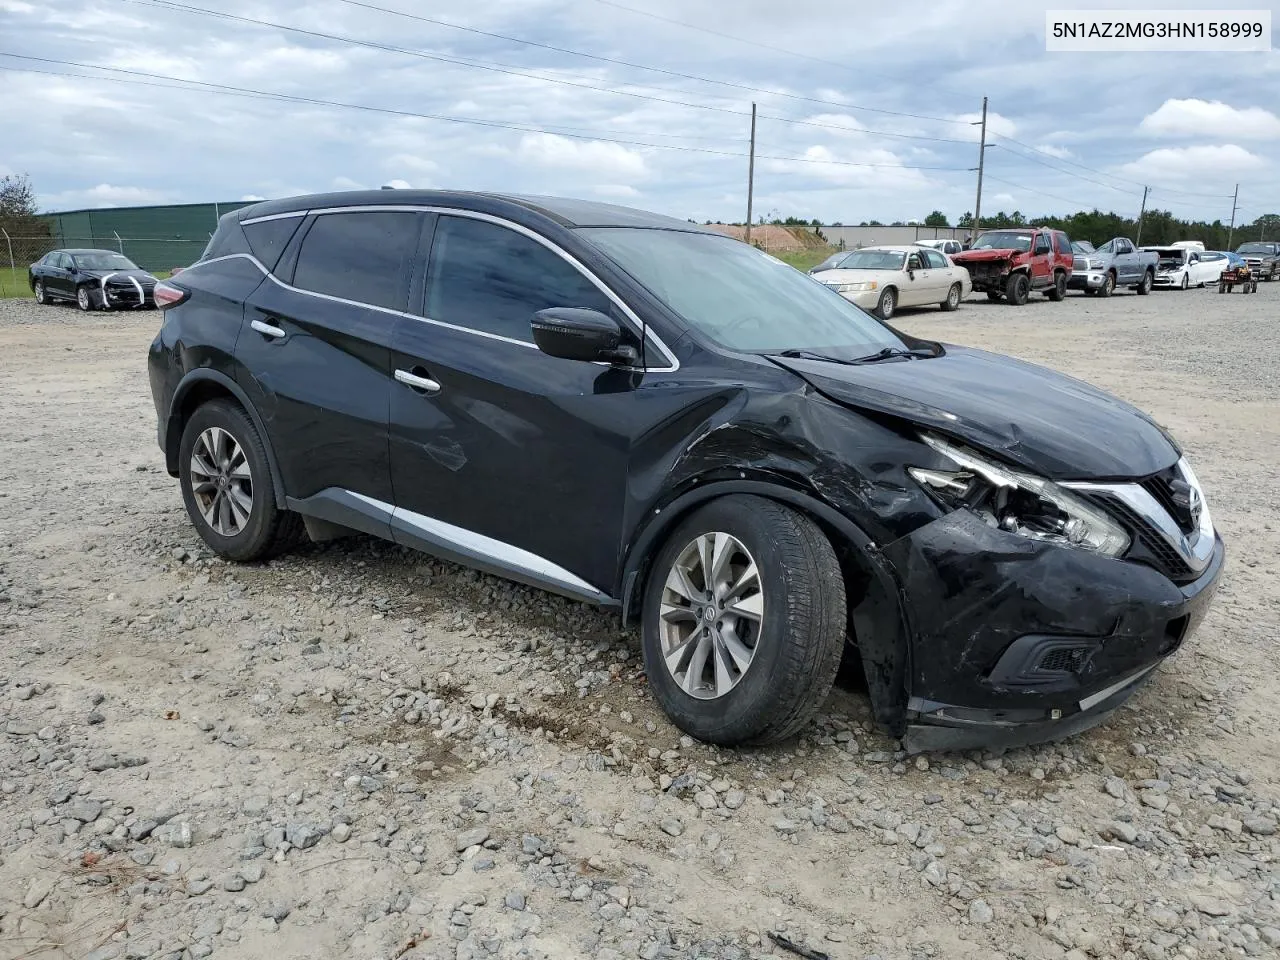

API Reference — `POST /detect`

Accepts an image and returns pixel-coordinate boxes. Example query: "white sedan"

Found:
[1144,246,1221,289]
[811,245,972,320]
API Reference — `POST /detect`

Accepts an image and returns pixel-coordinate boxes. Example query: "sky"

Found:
[1,0,1278,225]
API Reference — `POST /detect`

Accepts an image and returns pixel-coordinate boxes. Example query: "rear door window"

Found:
[923,249,948,269]
[424,215,613,343]
[292,211,422,312]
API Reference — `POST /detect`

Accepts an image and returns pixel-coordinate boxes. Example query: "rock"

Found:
[694,791,718,810]
[286,823,323,849]
[68,799,103,823]
[242,796,269,816]
[505,892,526,911]
[1190,896,1232,917]
[153,821,193,848]
[456,827,490,851]
[221,873,247,892]
[659,819,684,838]
[332,822,352,843]
[1243,817,1277,836]
[1207,815,1243,836]
[1102,821,1138,844]
[724,789,746,810]
[1055,825,1084,845]
[773,818,799,835]
[666,773,697,798]
[261,900,292,921]
[969,899,994,924]
[1103,777,1128,799]
[24,875,55,909]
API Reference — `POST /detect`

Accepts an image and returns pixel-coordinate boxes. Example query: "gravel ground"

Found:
[1,284,1278,960]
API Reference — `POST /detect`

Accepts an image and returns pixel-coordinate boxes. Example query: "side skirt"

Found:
[286,488,618,609]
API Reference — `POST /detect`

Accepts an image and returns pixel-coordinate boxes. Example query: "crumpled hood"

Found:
[773,345,1179,480]
[80,268,156,283]
[951,248,1021,265]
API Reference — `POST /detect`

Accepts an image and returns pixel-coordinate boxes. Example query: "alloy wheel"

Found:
[947,284,961,309]
[658,532,764,700]
[34,281,45,304]
[77,287,91,311]
[189,426,254,537]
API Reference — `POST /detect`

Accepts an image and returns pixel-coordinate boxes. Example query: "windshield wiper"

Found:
[772,349,859,366]
[849,346,937,363]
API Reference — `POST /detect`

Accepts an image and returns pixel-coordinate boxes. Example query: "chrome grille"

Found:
[1072,256,1087,272]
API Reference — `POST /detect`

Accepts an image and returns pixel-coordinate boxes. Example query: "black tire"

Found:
[640,495,846,746]
[33,280,47,305]
[939,282,961,312]
[1045,272,1067,301]
[1180,273,1190,291]
[76,285,95,311]
[1218,282,1226,294]
[1136,270,1153,296]
[986,290,1003,302]
[178,399,304,562]
[1098,272,1115,298]
[1005,272,1029,305]
[875,287,897,320]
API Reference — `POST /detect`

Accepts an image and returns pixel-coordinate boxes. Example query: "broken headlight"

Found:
[909,434,1130,557]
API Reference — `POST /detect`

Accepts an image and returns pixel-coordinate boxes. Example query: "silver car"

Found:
[811,245,972,320]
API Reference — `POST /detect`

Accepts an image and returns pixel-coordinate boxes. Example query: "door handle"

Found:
[251,319,286,339]
[395,368,441,394]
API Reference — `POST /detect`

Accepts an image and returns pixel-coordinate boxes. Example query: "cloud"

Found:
[1139,99,1280,140]
[1034,144,1073,159]
[515,133,648,180]
[1119,144,1265,180]
[42,184,173,209]
[383,179,413,190]
[591,184,640,198]
[240,194,266,202]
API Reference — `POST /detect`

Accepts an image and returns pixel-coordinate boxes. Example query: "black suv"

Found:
[148,191,1224,752]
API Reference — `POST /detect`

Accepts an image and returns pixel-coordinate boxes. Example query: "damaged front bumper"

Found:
[881,509,1225,753]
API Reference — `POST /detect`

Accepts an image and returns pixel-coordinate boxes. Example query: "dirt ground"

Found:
[1,281,1277,960]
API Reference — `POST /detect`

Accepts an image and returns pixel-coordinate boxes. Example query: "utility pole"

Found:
[1227,184,1239,248]
[1135,186,1149,246]
[971,97,988,245]
[745,102,756,246]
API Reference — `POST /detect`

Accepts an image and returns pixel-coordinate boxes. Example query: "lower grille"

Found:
[1036,646,1091,673]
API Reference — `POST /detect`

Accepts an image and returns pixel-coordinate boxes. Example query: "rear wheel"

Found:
[875,287,896,320]
[641,495,846,746]
[178,400,304,562]
[1136,270,1153,296]
[76,285,94,311]
[1045,272,1067,301]
[939,283,961,311]
[1005,272,1029,305]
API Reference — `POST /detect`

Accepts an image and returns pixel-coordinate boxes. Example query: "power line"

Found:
[330,0,973,136]
[990,133,1236,200]
[981,175,1103,211]
[0,55,973,174]
[989,144,1141,198]
[112,0,967,147]
[113,0,974,147]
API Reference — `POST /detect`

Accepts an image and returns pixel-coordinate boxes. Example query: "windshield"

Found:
[972,231,1031,252]
[1071,240,1094,254]
[826,249,906,270]
[74,253,138,271]
[583,229,905,354]
[1236,243,1276,255]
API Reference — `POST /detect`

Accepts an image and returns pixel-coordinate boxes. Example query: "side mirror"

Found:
[531,307,638,365]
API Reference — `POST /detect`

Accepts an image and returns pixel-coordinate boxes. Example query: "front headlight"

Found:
[909,435,1130,557]
[1086,258,1105,270]
[830,280,877,293]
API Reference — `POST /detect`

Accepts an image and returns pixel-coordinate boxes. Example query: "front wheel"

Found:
[641,495,846,746]
[1045,272,1067,301]
[34,280,47,305]
[76,285,94,311]
[1005,272,1030,305]
[1181,274,1189,290]
[1098,273,1116,298]
[940,283,961,312]
[1136,270,1153,295]
[178,400,304,562]
[875,287,896,320]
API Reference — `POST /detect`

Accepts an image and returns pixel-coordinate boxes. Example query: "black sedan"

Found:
[29,248,158,310]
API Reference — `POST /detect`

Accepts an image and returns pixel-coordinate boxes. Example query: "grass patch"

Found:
[0,266,171,300]
[774,248,838,272]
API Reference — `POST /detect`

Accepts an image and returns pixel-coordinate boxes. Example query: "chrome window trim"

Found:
[240,211,309,225]
[1062,457,1215,575]
[345,491,608,601]
[205,205,679,372]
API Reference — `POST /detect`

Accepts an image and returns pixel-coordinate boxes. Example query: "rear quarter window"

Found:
[243,216,303,272]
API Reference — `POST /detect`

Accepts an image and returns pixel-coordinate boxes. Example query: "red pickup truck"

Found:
[952,227,1073,305]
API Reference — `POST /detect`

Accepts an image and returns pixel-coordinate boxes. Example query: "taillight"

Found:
[154,281,188,309]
